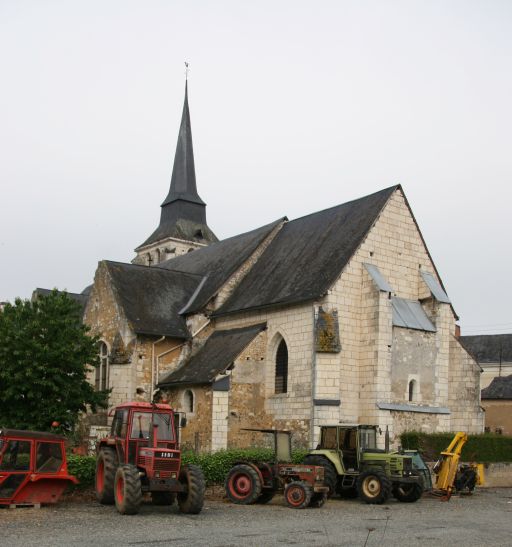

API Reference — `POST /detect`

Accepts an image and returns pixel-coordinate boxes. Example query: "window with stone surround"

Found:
[183,389,194,413]
[275,338,288,394]
[95,342,109,391]
[408,379,417,402]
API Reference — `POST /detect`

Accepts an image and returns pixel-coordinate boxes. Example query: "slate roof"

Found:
[158,323,266,386]
[459,334,512,363]
[159,218,285,314]
[481,374,512,399]
[105,261,202,338]
[32,288,89,316]
[140,218,217,249]
[214,185,398,316]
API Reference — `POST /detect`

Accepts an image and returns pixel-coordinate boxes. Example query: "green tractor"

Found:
[304,425,424,504]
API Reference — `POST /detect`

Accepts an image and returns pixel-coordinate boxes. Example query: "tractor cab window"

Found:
[111,409,128,438]
[130,412,174,441]
[0,440,32,471]
[36,442,63,473]
[359,428,377,451]
[320,427,338,449]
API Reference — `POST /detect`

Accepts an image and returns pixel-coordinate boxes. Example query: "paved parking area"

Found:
[2,488,512,546]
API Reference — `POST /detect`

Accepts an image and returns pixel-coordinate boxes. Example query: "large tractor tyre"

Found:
[225,464,262,505]
[303,455,337,498]
[309,493,327,508]
[357,469,392,505]
[114,464,142,515]
[255,490,275,504]
[284,481,313,509]
[177,464,205,514]
[392,482,423,503]
[95,447,118,505]
[151,491,176,505]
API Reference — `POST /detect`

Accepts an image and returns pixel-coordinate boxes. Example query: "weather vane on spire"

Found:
[184,61,190,80]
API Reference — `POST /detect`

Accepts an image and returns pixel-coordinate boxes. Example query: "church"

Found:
[82,81,484,450]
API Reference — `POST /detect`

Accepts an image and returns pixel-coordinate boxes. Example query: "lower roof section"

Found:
[158,323,267,387]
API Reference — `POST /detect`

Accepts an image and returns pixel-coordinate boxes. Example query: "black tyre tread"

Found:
[151,491,176,505]
[256,490,275,504]
[309,492,327,508]
[178,464,205,514]
[95,447,118,505]
[357,469,392,505]
[115,464,142,515]
[225,464,262,505]
[392,482,423,503]
[303,455,337,498]
[284,481,313,509]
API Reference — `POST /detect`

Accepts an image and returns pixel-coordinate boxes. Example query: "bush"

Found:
[400,431,512,463]
[67,455,96,489]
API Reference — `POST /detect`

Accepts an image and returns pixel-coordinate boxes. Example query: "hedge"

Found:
[400,432,512,463]
[66,448,309,489]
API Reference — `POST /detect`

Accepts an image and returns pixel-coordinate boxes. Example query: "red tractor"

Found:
[0,427,78,507]
[225,429,329,509]
[95,401,205,515]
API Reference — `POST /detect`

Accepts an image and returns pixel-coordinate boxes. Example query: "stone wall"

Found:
[481,400,512,435]
[132,236,207,266]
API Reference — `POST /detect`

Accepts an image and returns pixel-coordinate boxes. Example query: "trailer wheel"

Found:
[151,491,176,505]
[392,482,423,503]
[309,493,327,508]
[357,469,391,504]
[284,481,313,509]
[114,464,142,515]
[177,464,205,514]
[303,455,337,498]
[225,464,262,505]
[95,447,118,505]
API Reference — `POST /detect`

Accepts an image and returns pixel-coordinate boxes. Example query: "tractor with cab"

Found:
[225,428,329,509]
[95,401,205,515]
[304,424,424,504]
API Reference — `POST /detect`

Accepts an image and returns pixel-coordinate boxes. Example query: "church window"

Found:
[275,339,288,394]
[408,379,416,402]
[155,249,161,264]
[95,342,109,391]
[146,252,153,266]
[183,389,194,413]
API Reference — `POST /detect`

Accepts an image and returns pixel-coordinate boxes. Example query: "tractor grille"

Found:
[154,459,180,472]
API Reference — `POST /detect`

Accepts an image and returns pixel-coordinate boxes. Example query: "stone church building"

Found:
[82,83,484,450]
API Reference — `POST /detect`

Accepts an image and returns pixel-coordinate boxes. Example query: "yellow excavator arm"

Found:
[434,432,467,495]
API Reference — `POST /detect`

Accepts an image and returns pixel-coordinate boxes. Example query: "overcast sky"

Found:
[1,0,511,334]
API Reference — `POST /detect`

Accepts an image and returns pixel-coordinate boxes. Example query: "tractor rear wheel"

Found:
[225,464,262,505]
[309,492,327,508]
[284,481,313,509]
[177,464,205,514]
[151,491,176,505]
[95,447,118,505]
[357,469,391,504]
[114,464,142,515]
[392,482,423,503]
[303,456,337,498]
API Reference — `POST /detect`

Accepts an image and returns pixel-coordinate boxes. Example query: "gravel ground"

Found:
[2,488,512,547]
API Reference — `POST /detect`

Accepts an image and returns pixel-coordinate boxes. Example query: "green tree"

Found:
[0,290,108,431]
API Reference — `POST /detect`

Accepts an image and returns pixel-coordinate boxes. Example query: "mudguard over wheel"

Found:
[114,464,142,515]
[225,464,262,505]
[357,469,391,504]
[151,491,176,505]
[303,455,337,498]
[177,464,205,514]
[392,482,423,503]
[284,481,313,509]
[95,447,118,505]
[309,492,327,508]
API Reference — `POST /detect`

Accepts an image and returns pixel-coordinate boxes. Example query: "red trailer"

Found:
[0,427,78,507]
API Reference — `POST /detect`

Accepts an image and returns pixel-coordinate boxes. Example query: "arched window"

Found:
[183,389,194,413]
[275,339,288,394]
[95,342,109,391]
[146,252,153,266]
[408,379,416,402]
[155,249,161,264]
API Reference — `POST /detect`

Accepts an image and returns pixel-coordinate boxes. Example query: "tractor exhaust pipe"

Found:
[385,426,390,453]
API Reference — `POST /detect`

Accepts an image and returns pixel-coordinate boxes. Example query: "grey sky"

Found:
[1,0,511,334]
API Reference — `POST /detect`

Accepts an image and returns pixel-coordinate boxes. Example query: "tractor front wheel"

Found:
[303,456,337,498]
[95,447,118,505]
[114,464,142,515]
[177,464,205,514]
[284,481,313,509]
[225,464,262,505]
[392,482,423,503]
[152,491,176,505]
[357,469,391,504]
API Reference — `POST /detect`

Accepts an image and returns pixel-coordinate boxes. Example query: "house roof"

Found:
[158,323,266,386]
[32,288,89,316]
[159,218,285,314]
[214,185,398,316]
[105,261,202,338]
[459,334,512,363]
[481,374,512,400]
